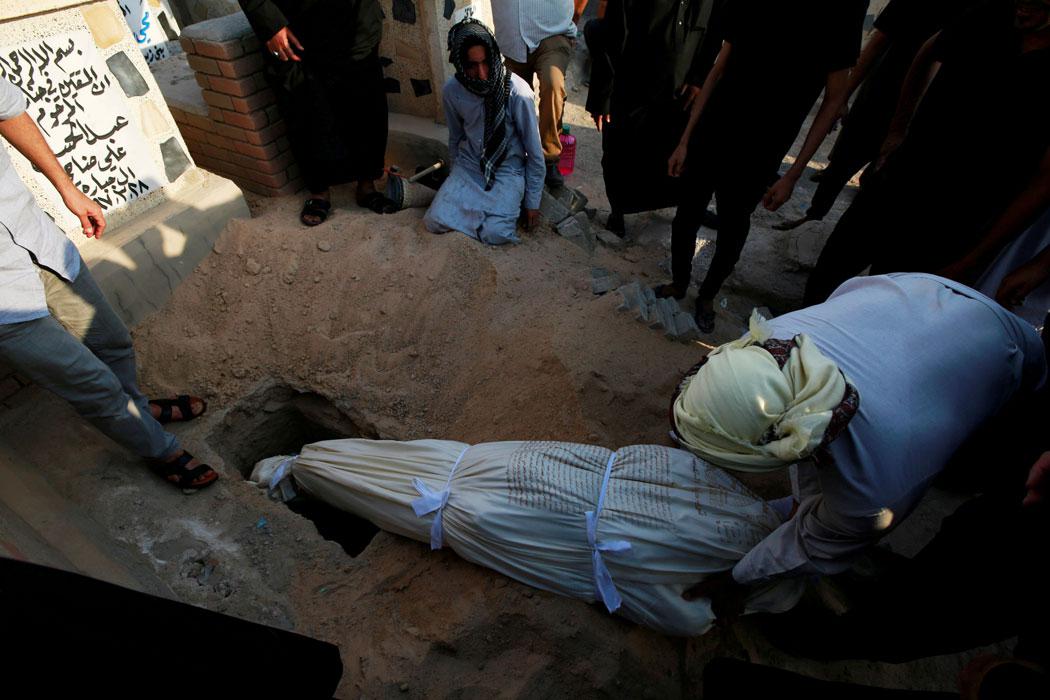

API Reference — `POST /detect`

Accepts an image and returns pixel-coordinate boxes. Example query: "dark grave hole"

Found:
[209,383,381,556]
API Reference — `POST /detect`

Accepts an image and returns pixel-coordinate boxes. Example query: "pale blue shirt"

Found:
[0,76,81,324]
[443,73,546,210]
[731,273,1047,585]
[492,0,577,64]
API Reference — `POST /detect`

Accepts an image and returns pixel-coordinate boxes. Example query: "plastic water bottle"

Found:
[558,125,576,176]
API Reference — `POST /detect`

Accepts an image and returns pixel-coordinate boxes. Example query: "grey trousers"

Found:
[0,260,177,460]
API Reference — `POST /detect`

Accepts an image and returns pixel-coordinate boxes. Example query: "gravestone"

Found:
[0,0,248,325]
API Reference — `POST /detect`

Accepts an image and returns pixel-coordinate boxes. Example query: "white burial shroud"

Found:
[251,439,804,636]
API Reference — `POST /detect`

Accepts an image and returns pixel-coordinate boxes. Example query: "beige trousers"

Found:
[504,34,574,163]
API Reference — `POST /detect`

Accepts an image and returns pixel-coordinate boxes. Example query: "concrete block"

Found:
[617,281,642,312]
[597,230,625,249]
[590,268,622,295]
[656,298,681,335]
[673,311,700,342]
[555,212,595,254]
[549,185,589,215]
[539,189,571,225]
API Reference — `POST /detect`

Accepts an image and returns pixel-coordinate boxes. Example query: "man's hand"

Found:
[996,256,1050,308]
[525,208,540,230]
[762,173,798,212]
[591,112,611,133]
[267,26,304,62]
[680,84,702,113]
[874,130,904,172]
[668,143,688,178]
[1024,452,1050,508]
[61,186,105,239]
[682,570,748,627]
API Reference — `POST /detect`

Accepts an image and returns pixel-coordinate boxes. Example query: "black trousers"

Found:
[806,134,878,221]
[803,181,891,305]
[267,49,388,192]
[1,557,343,697]
[805,86,893,220]
[671,164,768,300]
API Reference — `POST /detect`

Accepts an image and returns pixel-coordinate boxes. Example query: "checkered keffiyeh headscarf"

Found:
[447,18,511,191]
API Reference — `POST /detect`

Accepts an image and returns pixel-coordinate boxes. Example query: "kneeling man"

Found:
[669,273,1046,619]
[424,19,545,245]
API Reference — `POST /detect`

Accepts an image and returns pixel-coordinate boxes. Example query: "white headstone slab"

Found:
[0,31,167,228]
[118,0,181,64]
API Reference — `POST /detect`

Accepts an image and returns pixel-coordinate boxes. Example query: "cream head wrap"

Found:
[672,311,856,472]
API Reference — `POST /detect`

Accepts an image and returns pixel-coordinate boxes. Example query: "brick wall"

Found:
[170,20,302,197]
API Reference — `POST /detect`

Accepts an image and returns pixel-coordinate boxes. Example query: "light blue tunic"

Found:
[424,73,546,245]
[731,273,1047,585]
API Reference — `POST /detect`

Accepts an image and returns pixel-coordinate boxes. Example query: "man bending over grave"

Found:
[424,19,546,245]
[0,76,217,491]
[668,273,1046,622]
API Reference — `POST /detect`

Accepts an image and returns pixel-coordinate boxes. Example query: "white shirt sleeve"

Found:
[0,77,28,120]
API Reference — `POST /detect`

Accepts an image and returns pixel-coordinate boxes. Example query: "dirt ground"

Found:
[0,37,1000,698]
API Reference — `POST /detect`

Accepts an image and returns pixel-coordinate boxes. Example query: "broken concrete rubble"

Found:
[616,280,700,342]
[589,268,622,295]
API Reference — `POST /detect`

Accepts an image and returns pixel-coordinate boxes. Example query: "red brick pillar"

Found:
[175,18,302,196]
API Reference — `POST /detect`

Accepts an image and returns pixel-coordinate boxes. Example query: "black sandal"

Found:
[152,451,219,491]
[300,198,331,226]
[149,394,207,424]
[357,190,399,214]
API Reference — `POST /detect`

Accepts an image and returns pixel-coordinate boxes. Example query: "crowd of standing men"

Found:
[586,0,1050,333]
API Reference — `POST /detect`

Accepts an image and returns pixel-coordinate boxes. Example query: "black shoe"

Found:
[694,304,716,333]
[545,162,564,188]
